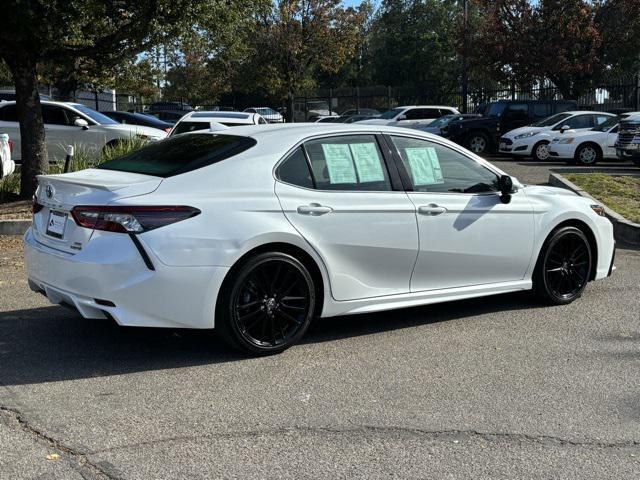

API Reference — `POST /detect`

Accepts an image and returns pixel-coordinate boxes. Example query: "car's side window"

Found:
[504,103,528,119]
[0,105,17,122]
[565,114,592,129]
[391,136,499,194]
[42,105,71,126]
[405,108,440,120]
[277,147,314,189]
[595,115,611,126]
[302,135,392,191]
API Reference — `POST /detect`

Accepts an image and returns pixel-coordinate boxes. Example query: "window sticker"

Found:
[405,147,444,185]
[349,143,385,182]
[322,143,357,184]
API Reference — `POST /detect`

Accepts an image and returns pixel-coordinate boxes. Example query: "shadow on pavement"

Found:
[0,291,542,386]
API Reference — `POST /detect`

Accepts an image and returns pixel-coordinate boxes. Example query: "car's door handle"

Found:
[297,203,333,216]
[418,204,447,215]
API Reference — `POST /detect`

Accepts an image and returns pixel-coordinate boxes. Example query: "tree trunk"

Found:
[9,59,48,198]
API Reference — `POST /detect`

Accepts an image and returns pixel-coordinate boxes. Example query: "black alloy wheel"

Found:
[534,226,592,305]
[218,252,315,354]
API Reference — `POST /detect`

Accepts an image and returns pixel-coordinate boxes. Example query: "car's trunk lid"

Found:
[33,169,162,253]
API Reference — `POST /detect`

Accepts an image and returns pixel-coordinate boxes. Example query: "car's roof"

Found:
[193,123,447,144]
[561,110,615,116]
[395,105,458,109]
[180,111,257,123]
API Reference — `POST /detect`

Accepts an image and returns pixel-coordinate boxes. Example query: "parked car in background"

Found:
[0,89,50,102]
[314,116,340,123]
[293,101,338,122]
[340,108,380,117]
[145,110,185,124]
[446,100,578,154]
[358,105,460,128]
[405,114,481,136]
[615,118,640,166]
[101,111,173,133]
[169,111,267,136]
[0,101,167,163]
[147,101,193,113]
[499,111,614,161]
[24,124,615,355]
[0,133,14,178]
[243,107,284,123]
[548,112,640,165]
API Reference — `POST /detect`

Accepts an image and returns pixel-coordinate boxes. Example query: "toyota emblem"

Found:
[45,184,54,199]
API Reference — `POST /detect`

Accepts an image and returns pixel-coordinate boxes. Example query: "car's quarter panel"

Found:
[276,182,419,301]
[521,185,615,281]
[407,190,535,291]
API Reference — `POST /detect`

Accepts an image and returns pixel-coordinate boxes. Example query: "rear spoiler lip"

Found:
[36,171,161,192]
[36,175,118,191]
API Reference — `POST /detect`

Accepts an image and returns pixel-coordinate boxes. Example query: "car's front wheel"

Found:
[216,252,316,355]
[465,132,490,155]
[533,226,592,305]
[532,141,550,161]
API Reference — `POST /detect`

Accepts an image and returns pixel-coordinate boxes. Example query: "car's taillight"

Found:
[8,139,13,153]
[71,206,200,233]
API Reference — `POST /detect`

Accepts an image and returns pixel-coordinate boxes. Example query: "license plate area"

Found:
[46,210,68,239]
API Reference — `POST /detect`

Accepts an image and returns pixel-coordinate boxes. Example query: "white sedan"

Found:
[548,112,640,165]
[499,111,614,161]
[0,101,167,162]
[24,125,615,354]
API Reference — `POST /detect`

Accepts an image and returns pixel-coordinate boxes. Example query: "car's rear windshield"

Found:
[96,134,257,177]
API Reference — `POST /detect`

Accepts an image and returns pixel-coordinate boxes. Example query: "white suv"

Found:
[499,111,614,161]
[169,111,267,136]
[358,106,460,127]
[548,112,640,165]
[0,101,167,163]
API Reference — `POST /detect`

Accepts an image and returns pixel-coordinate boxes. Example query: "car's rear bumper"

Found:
[24,228,228,329]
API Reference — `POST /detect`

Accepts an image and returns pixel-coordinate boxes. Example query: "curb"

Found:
[0,220,30,236]
[548,173,640,247]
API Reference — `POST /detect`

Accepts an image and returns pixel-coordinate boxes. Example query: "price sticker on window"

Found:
[405,147,444,186]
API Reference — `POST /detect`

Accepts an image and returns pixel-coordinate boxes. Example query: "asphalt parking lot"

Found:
[1,158,639,479]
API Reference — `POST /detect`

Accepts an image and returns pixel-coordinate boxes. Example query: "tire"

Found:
[574,143,601,166]
[216,252,316,355]
[465,132,490,155]
[533,226,592,305]
[531,141,550,161]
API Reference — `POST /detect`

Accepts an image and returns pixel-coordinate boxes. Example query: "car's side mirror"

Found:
[497,175,514,204]
[560,125,571,133]
[397,114,407,121]
[74,118,89,130]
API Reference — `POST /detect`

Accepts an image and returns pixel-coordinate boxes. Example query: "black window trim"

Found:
[382,132,504,196]
[273,132,405,193]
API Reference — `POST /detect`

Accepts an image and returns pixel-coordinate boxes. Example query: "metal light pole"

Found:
[461,0,469,113]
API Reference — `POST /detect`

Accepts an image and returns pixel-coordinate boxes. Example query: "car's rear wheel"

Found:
[574,143,601,166]
[533,226,592,305]
[532,141,550,161]
[217,252,316,355]
[465,132,490,155]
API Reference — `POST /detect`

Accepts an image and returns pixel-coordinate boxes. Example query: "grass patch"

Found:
[564,173,640,224]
